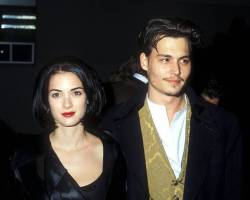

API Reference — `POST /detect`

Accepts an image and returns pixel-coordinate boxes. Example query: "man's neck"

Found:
[147,93,186,123]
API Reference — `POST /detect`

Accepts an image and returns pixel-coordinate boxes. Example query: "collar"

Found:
[133,73,148,84]
[45,138,67,195]
[146,94,188,117]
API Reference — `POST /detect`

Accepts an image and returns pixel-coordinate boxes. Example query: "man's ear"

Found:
[140,53,148,71]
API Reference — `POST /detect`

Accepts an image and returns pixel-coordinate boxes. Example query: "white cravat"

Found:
[147,95,187,178]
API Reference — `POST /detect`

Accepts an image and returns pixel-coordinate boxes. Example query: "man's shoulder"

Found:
[187,87,238,124]
[187,88,240,137]
[199,101,241,139]
[102,95,144,120]
[98,99,143,140]
[206,102,238,123]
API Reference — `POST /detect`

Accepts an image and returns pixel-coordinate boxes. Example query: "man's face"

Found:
[140,37,191,101]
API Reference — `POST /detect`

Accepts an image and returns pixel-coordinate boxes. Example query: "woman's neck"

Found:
[50,124,88,151]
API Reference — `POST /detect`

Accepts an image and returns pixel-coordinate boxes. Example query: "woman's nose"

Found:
[63,96,73,108]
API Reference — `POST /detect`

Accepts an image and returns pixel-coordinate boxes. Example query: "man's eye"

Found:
[180,58,190,65]
[161,58,170,63]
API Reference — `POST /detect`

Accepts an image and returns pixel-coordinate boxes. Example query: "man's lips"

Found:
[62,112,75,117]
[163,79,180,84]
[163,77,184,83]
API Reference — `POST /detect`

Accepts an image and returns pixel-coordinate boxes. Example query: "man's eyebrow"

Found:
[157,54,191,59]
[157,54,171,57]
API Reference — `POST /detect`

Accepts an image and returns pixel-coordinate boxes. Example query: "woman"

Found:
[11,56,126,200]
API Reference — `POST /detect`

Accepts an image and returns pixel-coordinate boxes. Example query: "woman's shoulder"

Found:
[11,134,48,169]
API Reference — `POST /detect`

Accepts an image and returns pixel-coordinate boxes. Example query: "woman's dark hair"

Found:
[138,18,202,56]
[33,56,105,131]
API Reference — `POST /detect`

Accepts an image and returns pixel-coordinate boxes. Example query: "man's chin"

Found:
[164,92,182,97]
[164,88,184,97]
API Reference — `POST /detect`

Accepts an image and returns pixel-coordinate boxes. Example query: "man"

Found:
[100,18,242,200]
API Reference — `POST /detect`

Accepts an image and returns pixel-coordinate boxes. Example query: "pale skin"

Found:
[48,71,103,187]
[140,37,192,123]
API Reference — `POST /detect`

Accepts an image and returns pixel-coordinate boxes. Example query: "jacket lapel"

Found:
[183,103,217,200]
[117,112,149,197]
[45,141,88,199]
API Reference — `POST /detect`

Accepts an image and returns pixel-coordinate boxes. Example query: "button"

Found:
[172,180,178,186]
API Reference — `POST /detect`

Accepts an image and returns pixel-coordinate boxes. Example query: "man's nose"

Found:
[170,61,181,75]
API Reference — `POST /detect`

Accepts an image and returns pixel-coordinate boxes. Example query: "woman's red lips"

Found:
[62,112,75,117]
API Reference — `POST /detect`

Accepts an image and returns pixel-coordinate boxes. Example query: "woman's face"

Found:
[48,71,87,128]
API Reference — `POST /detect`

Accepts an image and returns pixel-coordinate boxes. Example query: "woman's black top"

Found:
[78,140,112,200]
[11,132,126,200]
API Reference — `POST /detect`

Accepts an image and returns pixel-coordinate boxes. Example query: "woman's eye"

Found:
[74,91,82,96]
[51,93,60,98]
